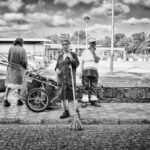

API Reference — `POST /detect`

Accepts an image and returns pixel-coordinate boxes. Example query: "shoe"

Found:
[4,100,11,107]
[90,101,101,107]
[17,99,23,106]
[60,110,70,119]
[82,94,89,102]
[81,102,88,108]
[90,101,96,105]
[90,95,98,101]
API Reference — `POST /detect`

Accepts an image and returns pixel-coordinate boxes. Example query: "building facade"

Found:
[0,38,51,56]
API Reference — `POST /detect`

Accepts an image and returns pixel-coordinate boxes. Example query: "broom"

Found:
[70,64,83,130]
[0,60,25,71]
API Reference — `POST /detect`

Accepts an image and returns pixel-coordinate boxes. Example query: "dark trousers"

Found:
[82,76,98,90]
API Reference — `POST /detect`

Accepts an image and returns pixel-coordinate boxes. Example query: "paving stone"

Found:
[0,90,150,125]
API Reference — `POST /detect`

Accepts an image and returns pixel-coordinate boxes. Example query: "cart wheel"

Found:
[25,88,50,112]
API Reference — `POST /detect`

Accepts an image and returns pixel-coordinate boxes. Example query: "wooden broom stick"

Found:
[70,64,83,130]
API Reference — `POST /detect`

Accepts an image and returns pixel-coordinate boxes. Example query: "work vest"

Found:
[81,49,98,71]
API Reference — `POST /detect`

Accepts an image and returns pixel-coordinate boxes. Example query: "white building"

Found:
[0,38,51,56]
[0,38,126,61]
[44,43,126,60]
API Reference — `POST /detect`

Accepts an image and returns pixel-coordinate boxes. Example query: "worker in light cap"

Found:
[80,38,100,106]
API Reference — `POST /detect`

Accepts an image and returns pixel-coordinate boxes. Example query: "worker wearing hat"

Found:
[80,38,100,106]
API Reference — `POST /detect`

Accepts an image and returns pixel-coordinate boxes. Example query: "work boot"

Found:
[60,110,70,119]
[17,99,23,106]
[4,100,11,107]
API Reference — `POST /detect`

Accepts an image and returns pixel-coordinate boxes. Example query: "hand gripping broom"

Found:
[70,64,83,130]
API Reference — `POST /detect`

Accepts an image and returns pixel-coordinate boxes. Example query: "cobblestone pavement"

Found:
[0,92,150,125]
[0,124,150,150]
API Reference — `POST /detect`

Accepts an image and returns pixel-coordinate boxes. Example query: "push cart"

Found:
[18,69,59,112]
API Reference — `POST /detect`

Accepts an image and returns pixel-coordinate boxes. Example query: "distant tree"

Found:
[131,32,150,54]
[79,30,86,44]
[100,36,111,47]
[46,34,59,44]
[116,37,131,48]
[71,30,86,45]
[126,39,136,54]
[96,40,101,45]
[114,33,126,47]
[59,33,70,42]
[71,31,79,44]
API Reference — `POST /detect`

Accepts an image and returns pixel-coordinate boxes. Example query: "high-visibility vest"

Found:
[81,49,98,71]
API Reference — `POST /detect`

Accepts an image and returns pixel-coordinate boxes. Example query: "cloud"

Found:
[0,24,31,32]
[86,24,117,39]
[121,0,140,4]
[122,17,150,25]
[89,2,111,16]
[55,9,75,17]
[87,24,111,33]
[3,13,24,21]
[0,0,24,12]
[50,15,74,26]
[114,3,130,16]
[89,2,130,16]
[54,0,101,7]
[26,13,50,22]
[0,19,7,26]
[25,4,37,12]
[0,12,31,32]
[11,24,31,31]
[25,0,45,12]
[122,0,150,8]
[26,12,75,27]
[0,26,11,32]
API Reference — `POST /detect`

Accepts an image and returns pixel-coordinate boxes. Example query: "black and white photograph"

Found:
[0,0,150,149]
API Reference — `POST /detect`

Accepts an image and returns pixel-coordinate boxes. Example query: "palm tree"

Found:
[46,34,59,44]
[131,32,150,54]
[79,30,86,44]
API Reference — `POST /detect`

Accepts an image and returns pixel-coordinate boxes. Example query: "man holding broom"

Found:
[55,39,79,118]
[55,39,83,130]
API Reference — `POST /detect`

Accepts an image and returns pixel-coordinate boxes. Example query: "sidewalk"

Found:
[0,92,150,125]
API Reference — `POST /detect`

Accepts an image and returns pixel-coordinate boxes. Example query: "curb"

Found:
[0,117,150,125]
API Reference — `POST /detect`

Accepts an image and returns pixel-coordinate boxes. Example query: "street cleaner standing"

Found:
[55,39,79,119]
[80,38,100,106]
[3,38,27,107]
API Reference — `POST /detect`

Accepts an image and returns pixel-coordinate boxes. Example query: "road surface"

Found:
[0,124,150,150]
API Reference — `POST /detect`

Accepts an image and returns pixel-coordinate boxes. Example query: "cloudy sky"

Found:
[0,0,150,39]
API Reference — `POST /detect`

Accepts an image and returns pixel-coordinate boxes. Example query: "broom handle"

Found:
[0,61,22,71]
[0,61,25,71]
[70,64,77,110]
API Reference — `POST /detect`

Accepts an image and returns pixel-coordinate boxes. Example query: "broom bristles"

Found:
[70,113,83,130]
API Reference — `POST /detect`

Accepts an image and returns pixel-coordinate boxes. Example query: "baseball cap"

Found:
[61,39,70,45]
[88,38,96,45]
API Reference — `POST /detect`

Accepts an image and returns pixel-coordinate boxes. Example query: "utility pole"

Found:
[77,30,80,56]
[84,16,90,49]
[110,0,115,73]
